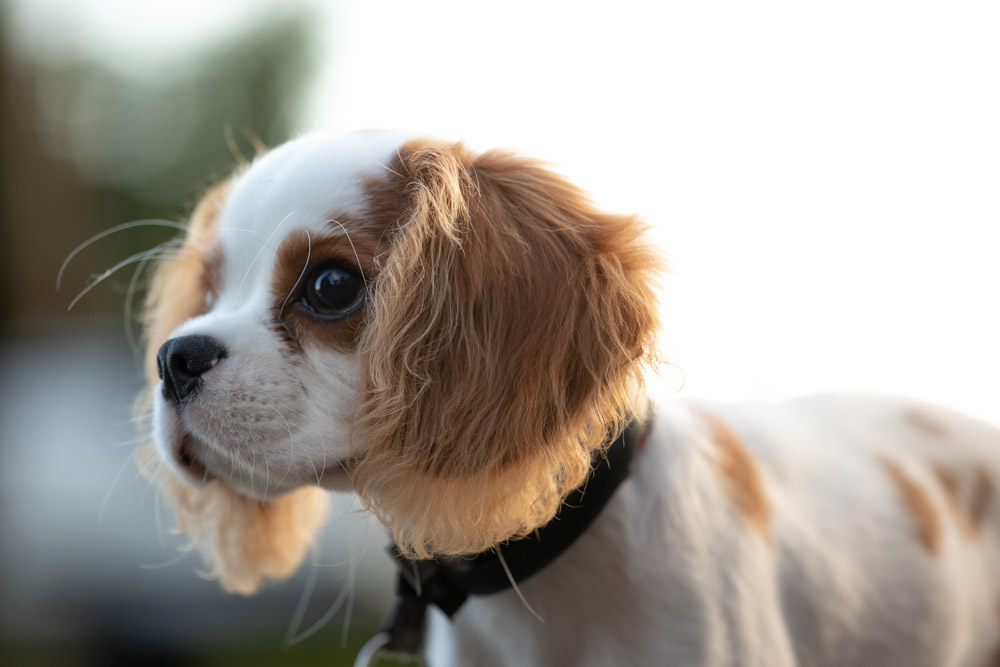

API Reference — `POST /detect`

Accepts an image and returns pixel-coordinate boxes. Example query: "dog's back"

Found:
[430,394,1000,667]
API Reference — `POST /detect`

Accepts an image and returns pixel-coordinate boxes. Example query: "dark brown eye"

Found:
[302,263,366,318]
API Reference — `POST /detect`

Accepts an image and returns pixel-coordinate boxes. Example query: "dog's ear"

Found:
[353,141,662,559]
[136,180,325,594]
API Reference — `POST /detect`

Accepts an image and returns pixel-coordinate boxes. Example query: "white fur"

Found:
[152,131,1000,665]
[428,395,1000,667]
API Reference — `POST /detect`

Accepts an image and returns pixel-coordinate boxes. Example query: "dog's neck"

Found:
[368,414,650,657]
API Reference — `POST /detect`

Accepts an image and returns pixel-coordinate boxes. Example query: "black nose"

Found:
[156,335,227,404]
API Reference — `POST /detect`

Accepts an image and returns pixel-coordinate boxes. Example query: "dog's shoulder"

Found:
[661,392,999,481]
[638,393,1000,666]
[648,393,999,547]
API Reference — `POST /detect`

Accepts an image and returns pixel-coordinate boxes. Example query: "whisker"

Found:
[139,550,191,570]
[233,428,252,478]
[129,467,148,487]
[309,552,367,569]
[67,247,197,311]
[340,567,356,649]
[218,225,267,237]
[319,413,332,487]
[279,229,311,318]
[286,552,321,645]
[307,448,320,488]
[319,492,361,533]
[263,456,271,505]
[152,488,166,547]
[381,157,405,180]
[249,447,258,494]
[98,454,135,523]
[497,551,545,623]
[238,210,298,300]
[340,515,366,648]
[118,412,153,427]
[124,240,184,356]
[329,219,368,290]
[269,406,297,487]
[285,571,354,646]
[111,434,154,449]
[57,218,187,290]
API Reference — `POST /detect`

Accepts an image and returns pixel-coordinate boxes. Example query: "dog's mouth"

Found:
[175,432,215,484]
[155,389,356,494]
[172,427,356,493]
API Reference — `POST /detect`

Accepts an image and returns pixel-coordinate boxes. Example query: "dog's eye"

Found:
[302,263,366,318]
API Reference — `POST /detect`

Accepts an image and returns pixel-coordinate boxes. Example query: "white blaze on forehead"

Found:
[213,130,411,307]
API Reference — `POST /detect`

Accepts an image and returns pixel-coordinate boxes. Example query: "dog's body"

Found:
[138,130,1000,666]
[431,395,1000,667]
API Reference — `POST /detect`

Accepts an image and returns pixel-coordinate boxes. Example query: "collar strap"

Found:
[357,417,649,662]
[391,415,647,616]
[392,416,647,617]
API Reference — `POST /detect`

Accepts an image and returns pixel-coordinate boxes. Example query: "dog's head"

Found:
[138,130,661,593]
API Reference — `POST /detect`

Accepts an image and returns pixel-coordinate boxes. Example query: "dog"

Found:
[138,129,1000,666]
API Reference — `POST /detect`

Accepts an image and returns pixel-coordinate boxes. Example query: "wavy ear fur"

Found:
[136,181,325,595]
[353,141,662,559]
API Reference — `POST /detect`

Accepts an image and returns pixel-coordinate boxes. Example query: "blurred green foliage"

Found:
[0,8,316,327]
[0,624,381,667]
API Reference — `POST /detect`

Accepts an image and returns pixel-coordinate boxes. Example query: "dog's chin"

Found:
[153,392,355,498]
[192,453,356,500]
[316,464,355,493]
[175,432,214,484]
[152,397,214,488]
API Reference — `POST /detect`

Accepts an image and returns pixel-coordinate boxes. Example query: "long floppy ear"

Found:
[135,180,325,595]
[353,141,662,559]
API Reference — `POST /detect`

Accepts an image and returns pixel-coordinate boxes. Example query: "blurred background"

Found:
[1,0,998,665]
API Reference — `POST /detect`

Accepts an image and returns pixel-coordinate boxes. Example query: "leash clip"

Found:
[353,631,426,667]
[354,569,430,667]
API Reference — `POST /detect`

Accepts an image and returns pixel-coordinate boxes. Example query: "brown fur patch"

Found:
[357,156,411,243]
[903,408,949,439]
[881,457,941,555]
[932,465,972,537]
[970,466,995,536]
[701,412,771,540]
[932,464,995,540]
[201,242,225,306]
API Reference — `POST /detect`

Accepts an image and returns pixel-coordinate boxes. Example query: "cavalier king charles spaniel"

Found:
[138,130,1000,666]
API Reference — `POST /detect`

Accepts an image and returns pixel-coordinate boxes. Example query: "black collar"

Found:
[367,417,648,657]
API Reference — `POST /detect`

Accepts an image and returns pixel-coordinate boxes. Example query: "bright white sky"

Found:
[10,0,1000,423]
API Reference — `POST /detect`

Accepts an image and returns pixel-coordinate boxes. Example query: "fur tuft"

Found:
[136,443,326,594]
